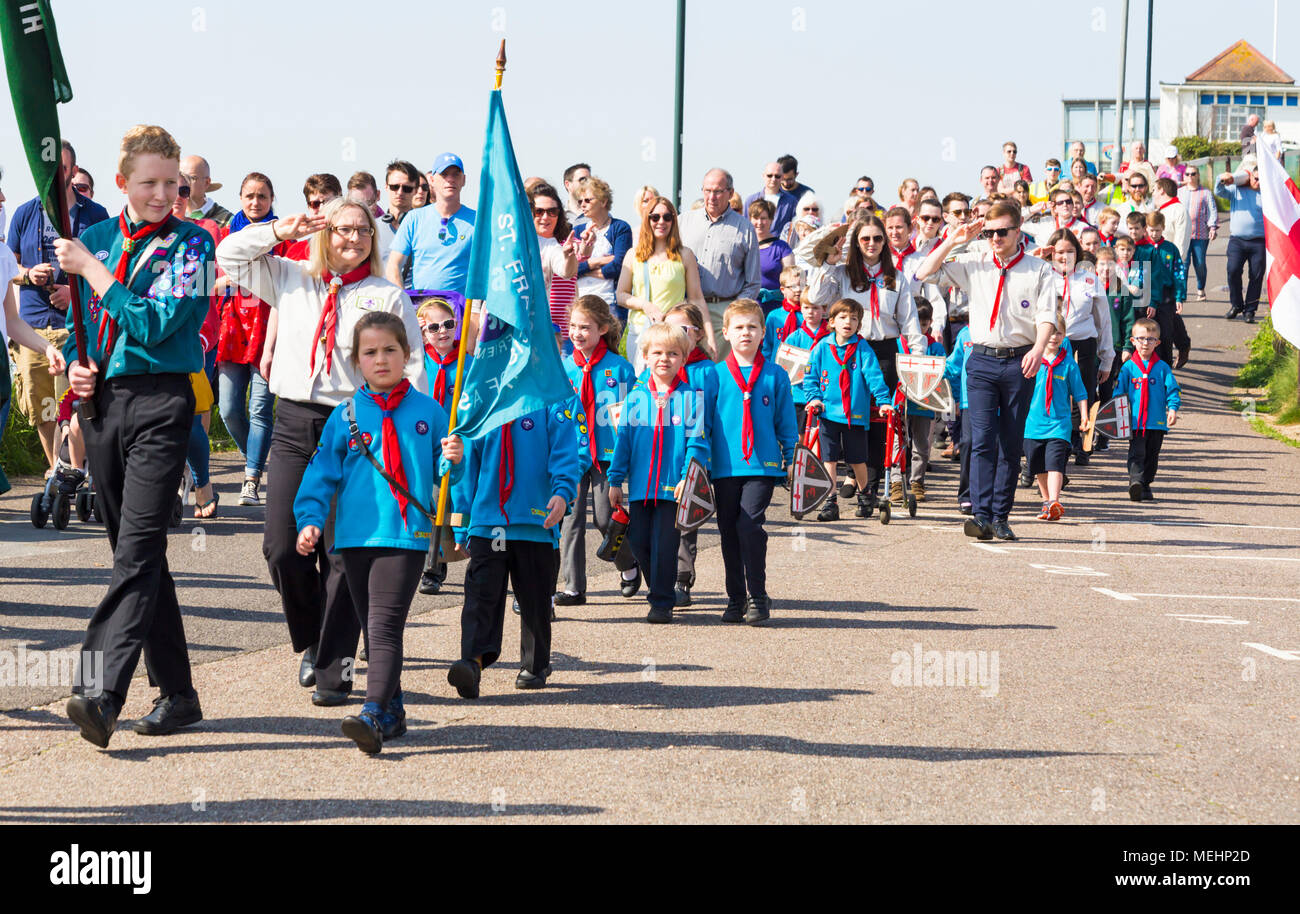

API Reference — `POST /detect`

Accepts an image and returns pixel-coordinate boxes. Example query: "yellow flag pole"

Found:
[433,40,505,530]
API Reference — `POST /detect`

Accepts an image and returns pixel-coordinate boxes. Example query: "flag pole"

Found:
[52,165,96,420]
[433,39,505,530]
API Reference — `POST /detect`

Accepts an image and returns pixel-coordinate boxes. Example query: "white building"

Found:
[1159,39,1300,145]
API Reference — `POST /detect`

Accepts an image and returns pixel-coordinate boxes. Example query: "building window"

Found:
[1288,96,1299,107]
[1267,94,1284,105]
[1199,104,1267,141]
[1250,94,1265,105]
[1217,93,1231,104]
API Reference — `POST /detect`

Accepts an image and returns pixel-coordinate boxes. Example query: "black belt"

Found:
[703,295,729,304]
[972,343,1033,359]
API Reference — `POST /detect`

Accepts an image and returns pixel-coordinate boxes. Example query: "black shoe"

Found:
[447,659,481,699]
[620,568,642,598]
[298,644,318,688]
[963,517,993,540]
[646,605,673,624]
[1019,468,1034,488]
[132,692,202,735]
[674,582,692,607]
[1095,436,1109,452]
[67,694,118,748]
[816,499,840,522]
[1061,473,1070,490]
[417,573,442,595]
[839,479,857,499]
[515,668,548,689]
[1225,308,1240,320]
[1175,350,1190,369]
[959,502,973,515]
[992,520,1018,541]
[1245,312,1257,324]
[854,491,874,518]
[1129,482,1144,502]
[341,706,383,755]
[721,599,745,623]
[744,595,772,626]
[1141,485,1154,501]
[1074,451,1090,467]
[312,688,350,707]
[554,591,586,606]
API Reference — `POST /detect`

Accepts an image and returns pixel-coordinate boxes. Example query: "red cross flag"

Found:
[1258,133,1300,347]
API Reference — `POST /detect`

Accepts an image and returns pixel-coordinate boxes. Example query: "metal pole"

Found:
[1143,0,1154,154]
[1114,0,1130,172]
[1095,99,1102,168]
[672,0,685,210]
[1274,0,1279,61]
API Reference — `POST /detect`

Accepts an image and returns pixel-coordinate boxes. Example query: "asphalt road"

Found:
[1,238,1297,823]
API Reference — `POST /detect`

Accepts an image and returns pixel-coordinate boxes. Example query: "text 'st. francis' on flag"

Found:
[454,88,572,439]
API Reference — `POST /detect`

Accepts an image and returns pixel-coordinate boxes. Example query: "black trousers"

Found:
[76,374,195,705]
[715,476,775,602]
[460,536,556,673]
[263,398,359,691]
[1127,430,1166,486]
[1226,235,1266,315]
[1068,335,1099,445]
[943,319,968,446]
[958,407,973,506]
[865,337,899,491]
[966,351,1036,523]
[1152,301,1177,366]
[341,548,424,707]
[630,500,680,611]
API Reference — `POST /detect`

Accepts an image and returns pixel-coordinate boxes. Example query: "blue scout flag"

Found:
[455,90,570,439]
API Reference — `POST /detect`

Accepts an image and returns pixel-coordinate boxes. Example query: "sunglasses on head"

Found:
[979,227,1016,239]
[423,319,457,333]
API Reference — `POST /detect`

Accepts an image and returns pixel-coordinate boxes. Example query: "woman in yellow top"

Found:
[615,196,711,369]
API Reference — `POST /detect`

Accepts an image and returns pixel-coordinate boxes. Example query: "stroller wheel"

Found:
[170,495,184,528]
[91,493,101,523]
[879,502,892,525]
[907,495,918,517]
[31,492,50,529]
[75,490,92,523]
[51,493,72,530]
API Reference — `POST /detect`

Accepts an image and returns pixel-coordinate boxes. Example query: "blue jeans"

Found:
[965,351,1036,523]
[187,414,210,489]
[1186,238,1209,293]
[217,361,273,476]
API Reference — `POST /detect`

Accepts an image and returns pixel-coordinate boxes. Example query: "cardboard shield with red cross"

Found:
[1084,396,1132,451]
[897,354,953,412]
[790,445,835,519]
[675,458,716,532]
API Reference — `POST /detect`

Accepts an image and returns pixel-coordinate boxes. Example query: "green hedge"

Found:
[1172,136,1242,160]
[1237,315,1300,424]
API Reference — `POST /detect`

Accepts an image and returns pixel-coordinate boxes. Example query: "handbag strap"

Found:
[344,397,436,522]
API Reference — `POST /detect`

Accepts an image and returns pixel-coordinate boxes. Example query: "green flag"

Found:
[0,0,73,226]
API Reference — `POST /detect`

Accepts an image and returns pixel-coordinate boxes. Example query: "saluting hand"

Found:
[297,526,321,555]
[952,217,984,246]
[273,213,328,242]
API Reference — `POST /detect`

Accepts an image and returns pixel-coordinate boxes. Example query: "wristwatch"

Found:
[13,268,28,286]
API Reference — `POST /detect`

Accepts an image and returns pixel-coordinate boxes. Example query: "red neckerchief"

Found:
[830,337,859,427]
[779,298,801,340]
[1056,269,1073,315]
[802,320,831,345]
[1128,351,1159,434]
[865,263,884,321]
[310,263,371,378]
[677,346,709,383]
[426,345,457,405]
[989,248,1025,331]
[368,379,412,524]
[1158,197,1180,210]
[1135,238,1153,247]
[1041,349,1067,416]
[1099,232,1115,245]
[725,352,765,463]
[498,420,515,522]
[99,212,172,355]
[573,340,608,465]
[891,241,914,271]
[645,375,679,503]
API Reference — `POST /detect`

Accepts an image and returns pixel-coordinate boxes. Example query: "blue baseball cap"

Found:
[431,153,464,175]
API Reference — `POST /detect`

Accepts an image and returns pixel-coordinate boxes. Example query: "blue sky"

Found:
[1,0,1293,220]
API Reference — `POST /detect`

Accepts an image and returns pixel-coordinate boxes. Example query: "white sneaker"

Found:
[239,478,261,506]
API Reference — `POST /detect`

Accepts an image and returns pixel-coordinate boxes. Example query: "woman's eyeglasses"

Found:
[330,225,374,238]
[423,320,457,333]
[919,214,942,223]
[648,213,674,223]
[533,206,559,217]
[859,234,886,244]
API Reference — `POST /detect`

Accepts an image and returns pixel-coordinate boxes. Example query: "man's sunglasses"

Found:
[72,183,91,195]
[919,214,942,223]
[388,183,415,194]
[979,227,1017,239]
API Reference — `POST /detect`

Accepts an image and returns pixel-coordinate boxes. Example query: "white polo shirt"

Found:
[936,247,1057,349]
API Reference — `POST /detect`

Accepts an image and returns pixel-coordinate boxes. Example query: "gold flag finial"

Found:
[494,39,506,89]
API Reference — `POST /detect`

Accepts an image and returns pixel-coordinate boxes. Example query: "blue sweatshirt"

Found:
[295,384,449,551]
[1023,352,1088,441]
[608,380,710,502]
[710,356,798,478]
[762,303,803,360]
[901,337,948,419]
[564,346,635,467]
[773,322,828,406]
[944,325,972,410]
[65,215,211,379]
[450,400,583,545]
[801,334,891,426]
[423,349,473,413]
[1115,355,1181,431]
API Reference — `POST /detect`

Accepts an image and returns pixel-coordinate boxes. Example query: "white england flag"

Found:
[1257,133,1300,347]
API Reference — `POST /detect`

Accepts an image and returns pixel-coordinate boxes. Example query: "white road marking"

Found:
[1133,593,1300,603]
[1029,563,1108,576]
[1092,587,1138,601]
[1165,613,1249,625]
[970,542,1010,554]
[1242,643,1300,661]
[997,545,1300,563]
